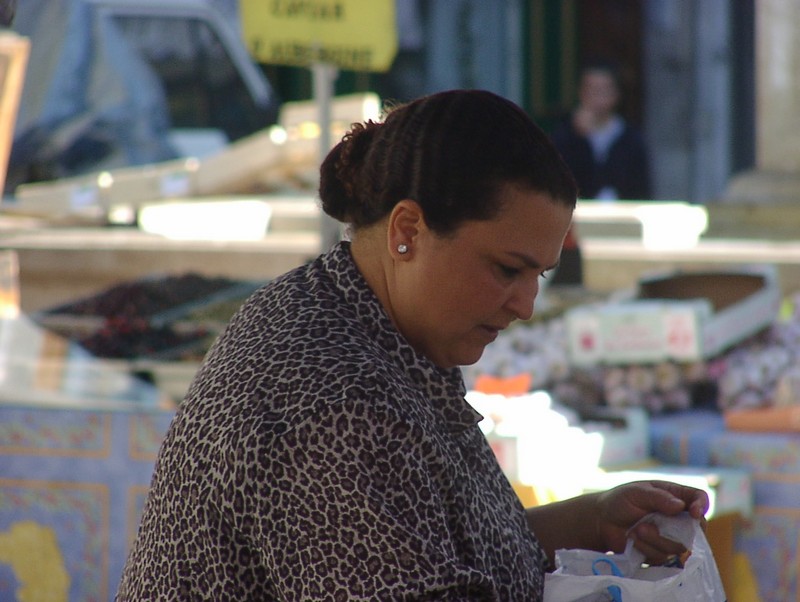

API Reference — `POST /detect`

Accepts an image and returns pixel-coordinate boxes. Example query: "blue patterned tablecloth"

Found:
[0,403,173,602]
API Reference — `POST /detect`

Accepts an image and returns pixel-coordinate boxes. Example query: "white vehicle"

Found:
[7,0,278,194]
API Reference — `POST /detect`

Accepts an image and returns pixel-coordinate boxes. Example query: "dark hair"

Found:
[579,58,623,91]
[318,89,577,235]
[0,0,15,26]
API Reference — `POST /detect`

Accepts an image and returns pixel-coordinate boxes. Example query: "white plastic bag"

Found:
[543,512,726,601]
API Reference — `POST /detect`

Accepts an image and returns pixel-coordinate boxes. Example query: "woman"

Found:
[548,60,653,286]
[551,60,651,202]
[117,90,707,600]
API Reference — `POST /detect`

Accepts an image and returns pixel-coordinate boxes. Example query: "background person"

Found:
[117,89,707,601]
[549,60,652,286]
[551,59,651,202]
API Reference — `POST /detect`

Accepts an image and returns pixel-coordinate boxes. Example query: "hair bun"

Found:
[319,120,381,223]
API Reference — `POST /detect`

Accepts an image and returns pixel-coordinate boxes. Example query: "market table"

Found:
[0,314,175,601]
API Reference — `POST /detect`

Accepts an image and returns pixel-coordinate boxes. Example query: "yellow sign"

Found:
[240,0,398,72]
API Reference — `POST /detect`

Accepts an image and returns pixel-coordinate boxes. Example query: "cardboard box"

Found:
[579,406,650,469]
[277,92,381,145]
[565,267,781,365]
[12,158,200,220]
[650,409,725,466]
[724,405,800,432]
[107,159,200,203]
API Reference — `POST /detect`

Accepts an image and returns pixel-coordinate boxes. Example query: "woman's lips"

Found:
[480,325,502,341]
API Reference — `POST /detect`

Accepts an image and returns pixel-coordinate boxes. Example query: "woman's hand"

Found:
[572,106,598,136]
[595,480,709,565]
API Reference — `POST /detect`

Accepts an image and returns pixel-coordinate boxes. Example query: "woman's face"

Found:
[579,70,620,117]
[393,187,573,368]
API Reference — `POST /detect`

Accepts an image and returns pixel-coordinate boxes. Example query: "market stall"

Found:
[463,266,800,601]
[3,251,792,599]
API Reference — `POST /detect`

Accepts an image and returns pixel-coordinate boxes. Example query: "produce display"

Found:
[33,272,798,410]
[712,299,800,410]
[466,292,800,414]
[74,317,210,360]
[44,273,249,320]
[35,273,264,360]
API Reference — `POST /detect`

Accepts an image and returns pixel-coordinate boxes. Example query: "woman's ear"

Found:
[387,200,425,259]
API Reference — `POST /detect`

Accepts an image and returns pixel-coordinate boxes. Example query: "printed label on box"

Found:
[663,308,701,359]
[599,309,665,356]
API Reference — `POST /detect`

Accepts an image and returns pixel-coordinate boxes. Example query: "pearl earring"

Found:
[397,244,409,254]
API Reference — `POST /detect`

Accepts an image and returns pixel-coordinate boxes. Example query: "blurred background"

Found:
[4,0,757,205]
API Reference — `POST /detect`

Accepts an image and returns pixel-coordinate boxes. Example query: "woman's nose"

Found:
[506,276,539,321]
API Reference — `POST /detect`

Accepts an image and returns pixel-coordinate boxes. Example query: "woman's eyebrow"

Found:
[506,251,557,272]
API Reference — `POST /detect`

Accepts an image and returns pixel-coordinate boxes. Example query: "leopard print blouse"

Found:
[117,242,547,601]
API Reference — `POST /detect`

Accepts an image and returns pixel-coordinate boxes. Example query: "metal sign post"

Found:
[311,60,342,251]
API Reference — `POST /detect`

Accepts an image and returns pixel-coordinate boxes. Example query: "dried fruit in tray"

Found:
[43,273,261,320]
[76,317,212,361]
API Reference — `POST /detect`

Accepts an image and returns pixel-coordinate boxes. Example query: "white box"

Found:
[566,266,781,365]
[580,407,650,469]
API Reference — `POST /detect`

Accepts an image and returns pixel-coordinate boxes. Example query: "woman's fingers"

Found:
[629,521,688,565]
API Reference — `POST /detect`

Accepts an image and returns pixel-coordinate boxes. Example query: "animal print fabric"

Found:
[117,242,547,601]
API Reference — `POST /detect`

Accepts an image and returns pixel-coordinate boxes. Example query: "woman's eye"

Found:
[499,265,521,278]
